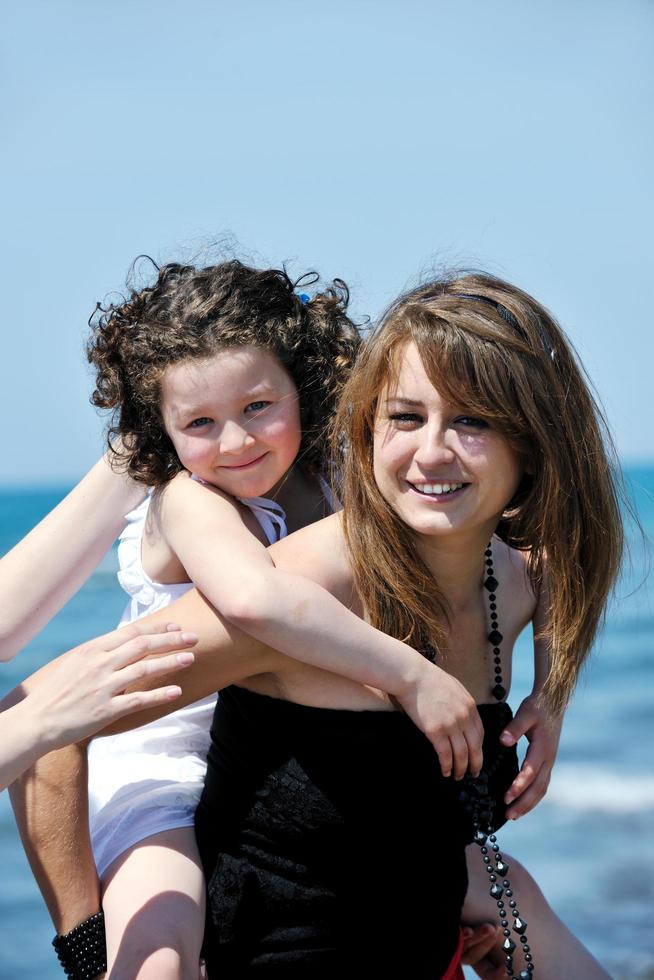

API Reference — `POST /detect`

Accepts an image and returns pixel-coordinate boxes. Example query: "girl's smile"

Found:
[373,342,524,542]
[219,451,270,471]
[160,346,302,499]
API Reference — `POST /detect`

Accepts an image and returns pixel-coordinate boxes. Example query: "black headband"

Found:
[453,293,556,361]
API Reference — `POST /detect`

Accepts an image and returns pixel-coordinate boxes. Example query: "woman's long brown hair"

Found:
[335,272,624,714]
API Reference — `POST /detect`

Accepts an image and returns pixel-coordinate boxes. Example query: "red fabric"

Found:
[441,929,465,980]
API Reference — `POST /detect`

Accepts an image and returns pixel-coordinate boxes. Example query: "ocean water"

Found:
[0,470,652,979]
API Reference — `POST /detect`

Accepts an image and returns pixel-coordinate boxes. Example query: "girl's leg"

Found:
[102,827,205,980]
[463,845,610,980]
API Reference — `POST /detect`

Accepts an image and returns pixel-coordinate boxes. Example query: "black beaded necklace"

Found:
[463,543,535,979]
[423,543,536,977]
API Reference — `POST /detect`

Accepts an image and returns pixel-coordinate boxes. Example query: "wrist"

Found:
[53,910,107,979]
[390,648,435,702]
[13,696,57,758]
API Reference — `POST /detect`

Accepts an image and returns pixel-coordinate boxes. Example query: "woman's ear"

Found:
[502,472,534,517]
[523,459,535,476]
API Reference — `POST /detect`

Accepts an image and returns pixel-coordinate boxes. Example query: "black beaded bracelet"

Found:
[52,910,108,979]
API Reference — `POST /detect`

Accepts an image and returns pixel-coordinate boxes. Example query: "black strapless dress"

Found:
[195,686,518,978]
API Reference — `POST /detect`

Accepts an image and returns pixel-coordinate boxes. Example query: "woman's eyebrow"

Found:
[384,396,424,407]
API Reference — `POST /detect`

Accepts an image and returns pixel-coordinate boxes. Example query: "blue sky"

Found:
[2,0,653,483]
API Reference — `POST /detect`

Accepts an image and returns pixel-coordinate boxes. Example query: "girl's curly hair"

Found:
[88,257,361,485]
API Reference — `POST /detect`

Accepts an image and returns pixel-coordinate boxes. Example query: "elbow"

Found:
[0,624,19,662]
[219,581,275,632]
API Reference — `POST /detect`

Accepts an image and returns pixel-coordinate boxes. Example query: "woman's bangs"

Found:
[410,320,509,424]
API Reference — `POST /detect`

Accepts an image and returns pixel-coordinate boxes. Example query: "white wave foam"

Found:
[546,765,654,813]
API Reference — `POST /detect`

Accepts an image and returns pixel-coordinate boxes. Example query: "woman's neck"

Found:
[415,525,496,609]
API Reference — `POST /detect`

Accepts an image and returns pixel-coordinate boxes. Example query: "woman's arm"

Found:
[500,564,564,818]
[0,453,145,661]
[161,476,483,779]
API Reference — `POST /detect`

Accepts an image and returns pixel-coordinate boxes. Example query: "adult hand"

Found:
[499,693,563,818]
[461,923,506,979]
[27,621,198,750]
[397,659,484,780]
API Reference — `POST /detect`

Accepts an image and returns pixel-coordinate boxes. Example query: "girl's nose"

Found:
[219,420,256,454]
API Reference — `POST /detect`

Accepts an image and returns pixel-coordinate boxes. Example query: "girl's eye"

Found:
[245,400,271,413]
[188,417,212,429]
[455,415,489,429]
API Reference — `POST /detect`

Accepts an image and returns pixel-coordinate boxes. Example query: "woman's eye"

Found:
[188,417,212,429]
[455,415,489,429]
[388,412,423,427]
[245,400,271,413]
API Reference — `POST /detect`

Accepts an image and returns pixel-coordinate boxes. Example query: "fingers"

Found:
[460,709,483,778]
[461,923,498,961]
[465,728,484,778]
[504,757,538,805]
[112,650,196,692]
[435,725,483,781]
[461,924,506,979]
[108,683,188,719]
[504,732,549,804]
[108,630,198,670]
[88,620,182,654]
[500,702,536,747]
[433,736,454,779]
[505,764,551,819]
[440,713,483,780]
[450,732,469,781]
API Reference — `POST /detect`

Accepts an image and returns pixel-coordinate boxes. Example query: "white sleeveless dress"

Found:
[87,491,288,877]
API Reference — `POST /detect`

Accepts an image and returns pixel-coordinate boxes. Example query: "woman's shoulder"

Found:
[269,513,353,604]
[493,537,538,623]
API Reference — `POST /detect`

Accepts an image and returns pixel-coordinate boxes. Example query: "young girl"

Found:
[10,271,620,978]
[10,257,493,979]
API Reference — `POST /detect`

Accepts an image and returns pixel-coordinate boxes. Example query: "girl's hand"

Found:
[461,923,507,979]
[396,659,484,780]
[27,621,198,750]
[499,693,563,818]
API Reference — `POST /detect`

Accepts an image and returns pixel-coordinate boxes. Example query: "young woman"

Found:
[8,271,620,979]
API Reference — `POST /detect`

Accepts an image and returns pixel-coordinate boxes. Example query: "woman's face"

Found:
[160,345,302,499]
[373,342,524,542]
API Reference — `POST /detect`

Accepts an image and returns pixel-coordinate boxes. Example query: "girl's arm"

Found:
[500,566,564,818]
[0,453,145,661]
[161,475,484,780]
[0,622,196,791]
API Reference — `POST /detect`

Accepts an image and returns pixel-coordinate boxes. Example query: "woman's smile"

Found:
[406,480,468,499]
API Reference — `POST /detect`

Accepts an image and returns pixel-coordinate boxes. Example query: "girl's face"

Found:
[373,342,524,543]
[160,345,302,499]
